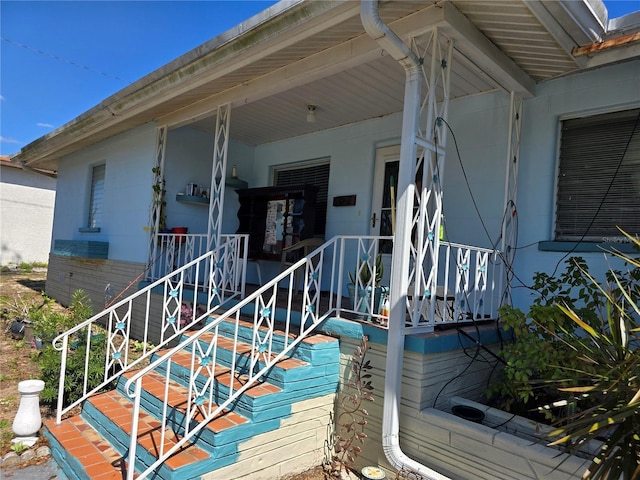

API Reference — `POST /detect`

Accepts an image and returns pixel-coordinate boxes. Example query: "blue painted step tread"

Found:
[119,370,283,455]
[182,330,309,370]
[120,369,250,437]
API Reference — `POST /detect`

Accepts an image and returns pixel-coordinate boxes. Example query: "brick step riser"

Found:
[147,362,334,421]
[128,381,285,460]
[147,356,339,419]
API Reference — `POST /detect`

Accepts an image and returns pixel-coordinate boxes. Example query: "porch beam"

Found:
[439,1,536,98]
[523,0,589,68]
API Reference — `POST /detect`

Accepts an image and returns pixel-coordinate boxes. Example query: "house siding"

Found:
[51,122,157,264]
[46,253,146,313]
[0,163,56,265]
[514,59,640,309]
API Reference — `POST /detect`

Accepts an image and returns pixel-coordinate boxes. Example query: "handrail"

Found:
[122,235,395,479]
[51,232,500,478]
[52,234,248,423]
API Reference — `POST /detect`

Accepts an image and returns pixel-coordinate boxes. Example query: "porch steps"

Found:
[44,316,339,480]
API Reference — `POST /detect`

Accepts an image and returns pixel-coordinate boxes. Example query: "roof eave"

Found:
[13,0,339,169]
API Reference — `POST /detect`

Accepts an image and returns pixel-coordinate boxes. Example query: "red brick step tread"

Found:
[45,416,134,480]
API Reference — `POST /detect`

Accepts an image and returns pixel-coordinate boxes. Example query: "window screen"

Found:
[88,164,106,228]
[274,161,330,235]
[555,108,640,241]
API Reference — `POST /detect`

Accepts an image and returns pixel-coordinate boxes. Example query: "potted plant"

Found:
[347,253,386,320]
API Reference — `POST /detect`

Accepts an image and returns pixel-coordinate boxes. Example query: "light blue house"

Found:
[12,1,639,479]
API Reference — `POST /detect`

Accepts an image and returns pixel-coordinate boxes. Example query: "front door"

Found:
[370,145,401,282]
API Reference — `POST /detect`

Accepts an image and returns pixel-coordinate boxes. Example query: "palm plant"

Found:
[542,230,640,479]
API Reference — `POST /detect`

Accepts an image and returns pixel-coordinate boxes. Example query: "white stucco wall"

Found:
[0,164,56,264]
[46,59,640,316]
[164,127,254,236]
[513,60,640,309]
[253,112,403,240]
[52,123,157,263]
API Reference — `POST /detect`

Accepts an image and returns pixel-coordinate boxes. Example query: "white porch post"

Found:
[147,125,168,271]
[405,30,454,332]
[500,92,523,308]
[207,103,231,251]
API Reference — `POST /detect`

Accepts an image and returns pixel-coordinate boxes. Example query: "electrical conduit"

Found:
[360,2,451,479]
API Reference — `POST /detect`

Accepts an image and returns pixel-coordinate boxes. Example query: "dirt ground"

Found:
[0,269,328,479]
[0,270,53,457]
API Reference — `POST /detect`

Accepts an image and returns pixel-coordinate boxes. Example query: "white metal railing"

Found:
[406,241,502,329]
[52,233,500,478]
[120,236,501,478]
[148,233,211,283]
[51,234,248,424]
[331,238,501,330]
[121,235,394,478]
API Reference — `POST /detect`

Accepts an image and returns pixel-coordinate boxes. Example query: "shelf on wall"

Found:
[176,194,209,206]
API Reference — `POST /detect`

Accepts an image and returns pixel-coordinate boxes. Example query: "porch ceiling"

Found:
[14,0,638,170]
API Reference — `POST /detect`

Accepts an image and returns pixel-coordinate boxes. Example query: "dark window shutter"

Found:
[274,162,330,234]
[555,109,640,241]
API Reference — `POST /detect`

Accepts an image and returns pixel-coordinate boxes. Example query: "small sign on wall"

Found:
[333,195,356,207]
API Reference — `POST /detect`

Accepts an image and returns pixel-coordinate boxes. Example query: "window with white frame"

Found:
[273,159,330,235]
[88,164,106,228]
[555,108,640,242]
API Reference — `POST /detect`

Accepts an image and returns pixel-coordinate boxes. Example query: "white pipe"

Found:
[361,2,451,479]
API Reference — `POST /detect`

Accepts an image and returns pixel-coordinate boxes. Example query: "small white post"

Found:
[12,379,45,447]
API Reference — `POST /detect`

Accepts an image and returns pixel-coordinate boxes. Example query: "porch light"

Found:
[306,105,317,123]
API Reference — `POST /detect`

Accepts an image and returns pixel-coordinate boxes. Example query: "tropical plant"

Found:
[488,256,604,417]
[489,229,640,479]
[32,290,103,405]
[326,335,374,478]
[29,290,91,343]
[348,253,384,287]
[541,231,640,480]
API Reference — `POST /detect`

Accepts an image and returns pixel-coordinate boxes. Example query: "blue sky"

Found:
[1,0,638,157]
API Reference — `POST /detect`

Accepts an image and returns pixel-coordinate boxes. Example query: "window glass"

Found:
[555,108,640,241]
[88,164,106,228]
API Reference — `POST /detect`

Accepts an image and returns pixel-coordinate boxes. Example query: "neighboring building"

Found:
[0,155,56,265]
[11,1,640,479]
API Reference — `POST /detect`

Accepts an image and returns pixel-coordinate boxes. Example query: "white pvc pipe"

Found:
[361,2,451,479]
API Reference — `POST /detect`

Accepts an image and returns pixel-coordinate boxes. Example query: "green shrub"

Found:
[37,329,108,404]
[489,230,640,479]
[487,257,604,418]
[32,290,105,405]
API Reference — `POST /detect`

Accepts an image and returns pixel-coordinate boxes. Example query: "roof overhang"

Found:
[13,0,639,171]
